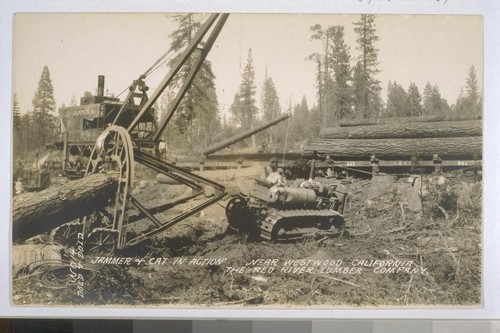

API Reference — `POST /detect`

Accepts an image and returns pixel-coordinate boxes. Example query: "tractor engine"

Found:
[226,180,347,242]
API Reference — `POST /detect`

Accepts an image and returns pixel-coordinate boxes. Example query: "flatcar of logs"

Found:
[304,119,482,160]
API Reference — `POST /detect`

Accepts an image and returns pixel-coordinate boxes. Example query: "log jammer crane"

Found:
[61,14,231,252]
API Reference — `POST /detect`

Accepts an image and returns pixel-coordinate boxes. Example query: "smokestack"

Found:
[97,75,105,97]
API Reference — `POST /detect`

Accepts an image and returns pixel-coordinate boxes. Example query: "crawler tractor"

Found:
[226,178,347,241]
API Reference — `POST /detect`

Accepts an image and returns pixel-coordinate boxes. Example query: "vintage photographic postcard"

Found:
[10,12,483,309]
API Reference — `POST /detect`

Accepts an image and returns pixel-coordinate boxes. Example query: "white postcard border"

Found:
[1,0,498,319]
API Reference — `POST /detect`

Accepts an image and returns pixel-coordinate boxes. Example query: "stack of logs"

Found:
[303,119,482,159]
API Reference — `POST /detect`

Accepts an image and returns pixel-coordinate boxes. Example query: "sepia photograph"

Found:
[10,12,483,309]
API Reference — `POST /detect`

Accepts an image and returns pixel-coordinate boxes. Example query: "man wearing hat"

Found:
[263,157,279,179]
[260,157,285,185]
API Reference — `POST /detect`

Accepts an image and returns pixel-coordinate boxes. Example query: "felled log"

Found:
[303,136,482,159]
[13,173,118,242]
[320,120,482,140]
[339,115,482,127]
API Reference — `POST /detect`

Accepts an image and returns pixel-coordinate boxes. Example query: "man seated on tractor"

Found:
[258,157,285,185]
[266,167,285,185]
[263,157,279,178]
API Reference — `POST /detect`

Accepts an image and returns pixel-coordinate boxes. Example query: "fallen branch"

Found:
[437,231,461,280]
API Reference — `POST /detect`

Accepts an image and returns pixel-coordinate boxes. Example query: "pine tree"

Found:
[261,77,280,122]
[466,66,479,105]
[13,93,21,132]
[33,66,56,114]
[229,92,243,126]
[352,14,382,118]
[454,87,467,115]
[423,82,445,116]
[453,66,481,117]
[308,24,336,127]
[230,48,258,131]
[330,26,352,123]
[165,13,221,149]
[351,62,363,118]
[289,96,311,145]
[308,53,324,122]
[440,97,452,115]
[423,82,433,115]
[21,112,33,154]
[192,71,222,146]
[432,85,444,115]
[407,82,423,117]
[32,65,57,149]
[308,106,322,139]
[261,76,281,144]
[465,65,481,116]
[13,93,22,156]
[386,81,408,118]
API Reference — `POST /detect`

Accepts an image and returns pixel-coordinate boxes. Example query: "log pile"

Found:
[339,115,481,127]
[319,120,482,140]
[304,136,482,159]
[303,120,482,159]
[13,172,118,242]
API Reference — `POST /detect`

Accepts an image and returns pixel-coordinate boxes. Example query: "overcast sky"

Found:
[13,13,482,118]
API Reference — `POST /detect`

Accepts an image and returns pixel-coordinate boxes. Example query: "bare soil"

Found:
[12,166,482,308]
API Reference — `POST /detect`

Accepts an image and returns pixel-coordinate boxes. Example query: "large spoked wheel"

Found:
[85,125,135,251]
[49,222,82,247]
[85,228,119,255]
[86,125,134,180]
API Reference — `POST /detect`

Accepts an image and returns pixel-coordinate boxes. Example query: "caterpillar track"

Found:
[226,180,347,242]
[259,209,345,242]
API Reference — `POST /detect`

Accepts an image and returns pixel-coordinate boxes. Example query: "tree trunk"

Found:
[13,173,118,242]
[303,136,482,159]
[339,115,482,127]
[320,120,482,139]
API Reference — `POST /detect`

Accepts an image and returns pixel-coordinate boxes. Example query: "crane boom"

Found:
[80,14,233,251]
[126,13,229,139]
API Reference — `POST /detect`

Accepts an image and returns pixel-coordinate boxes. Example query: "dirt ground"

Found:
[12,165,482,308]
